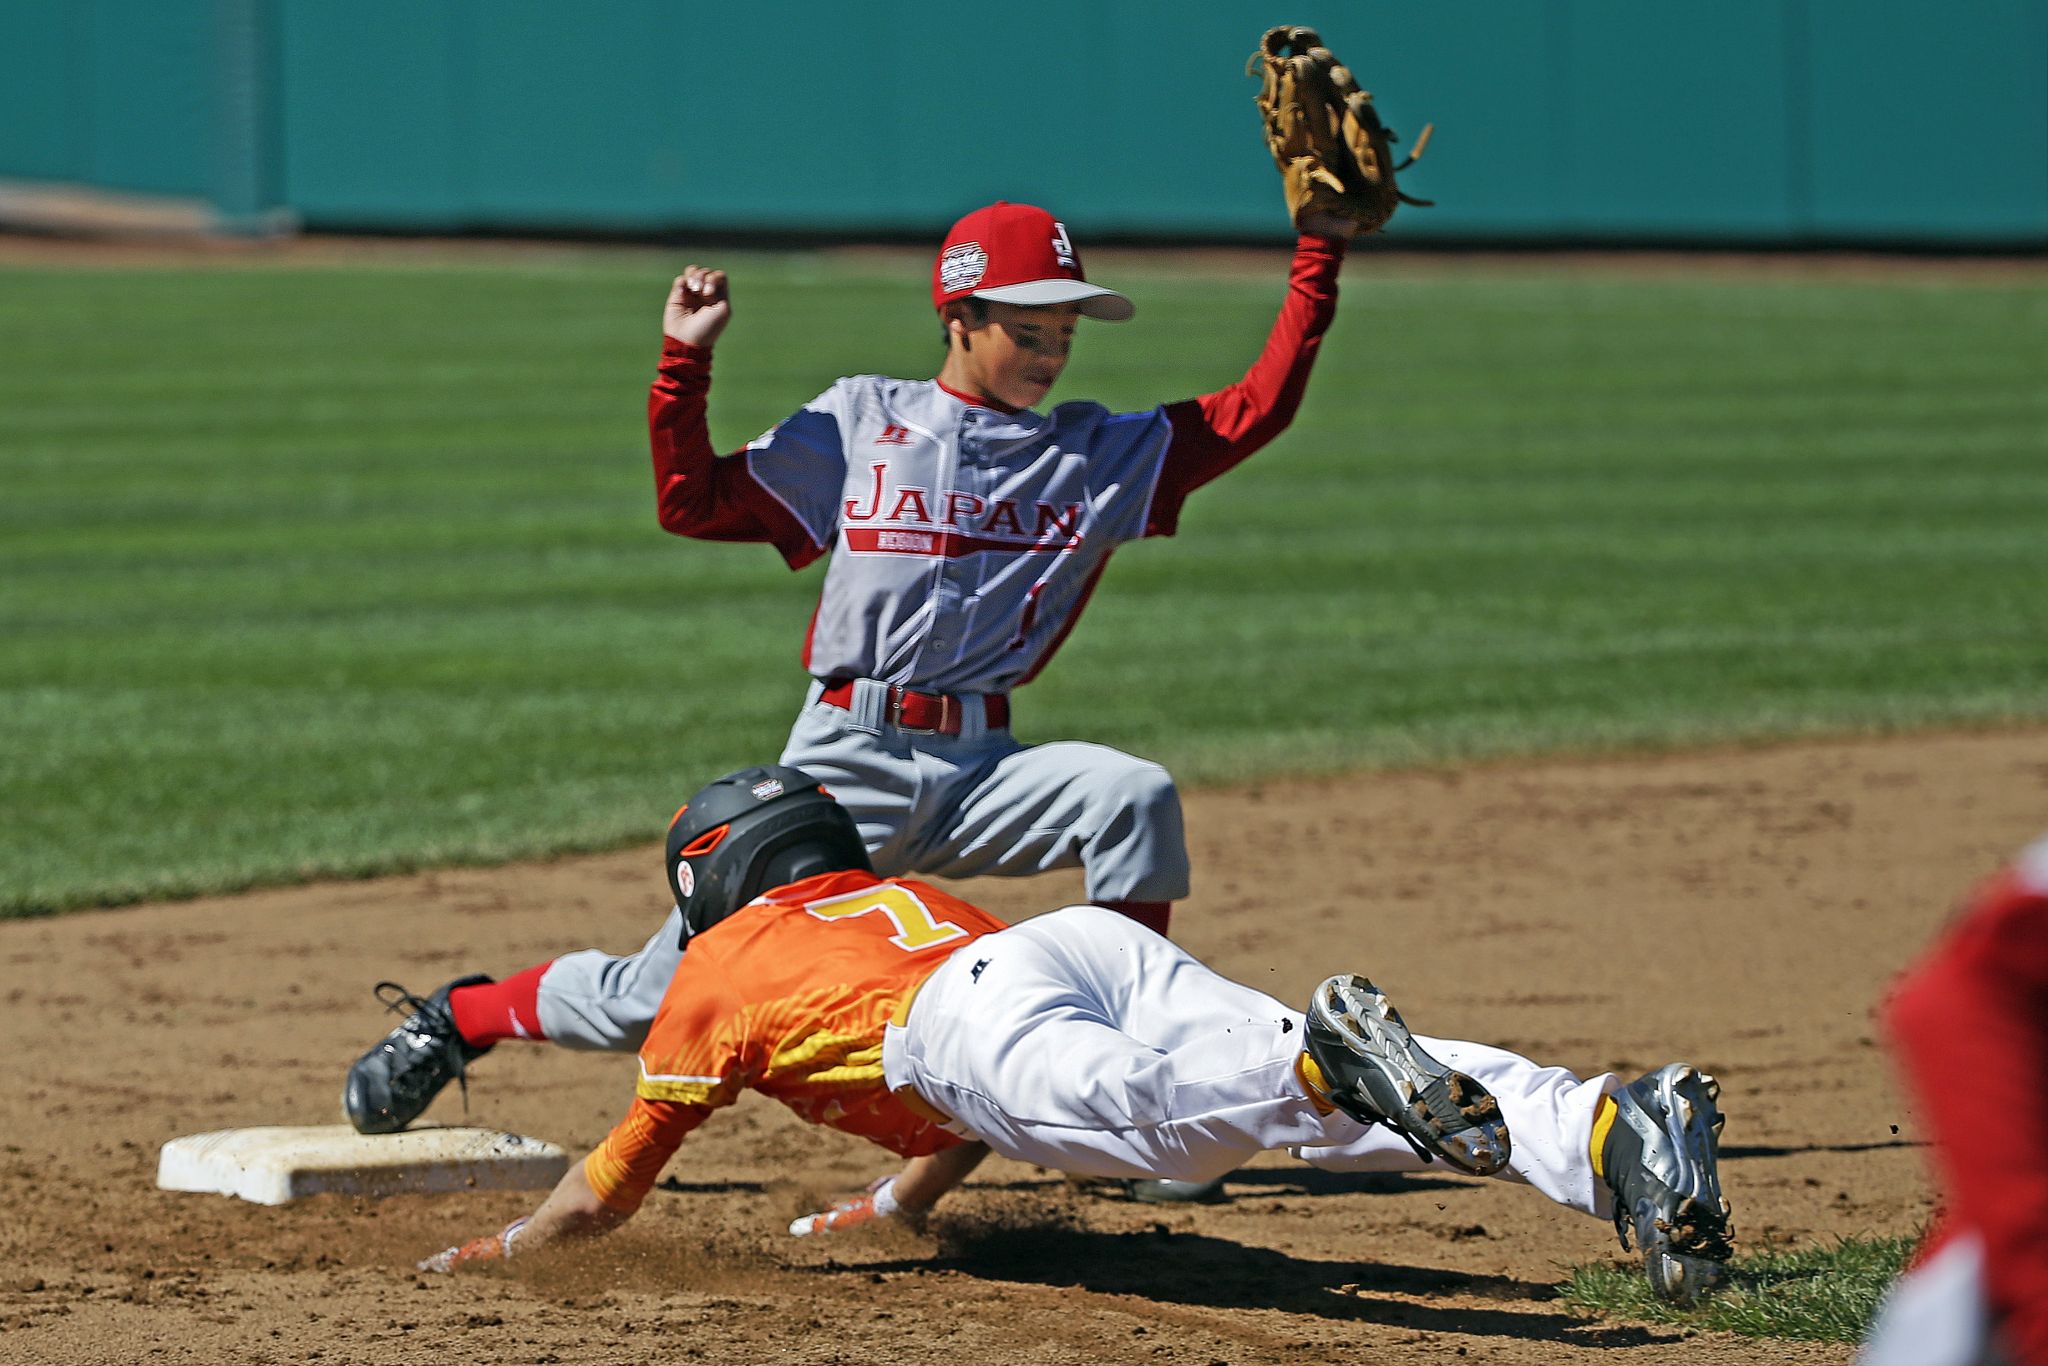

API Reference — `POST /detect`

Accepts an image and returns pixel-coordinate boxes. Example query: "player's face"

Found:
[963,301,1082,409]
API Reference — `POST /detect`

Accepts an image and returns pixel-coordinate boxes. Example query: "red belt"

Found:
[819,681,1009,736]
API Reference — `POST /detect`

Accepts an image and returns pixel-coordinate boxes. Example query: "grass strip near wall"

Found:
[1560,1233,1916,1343]
[3,249,2045,913]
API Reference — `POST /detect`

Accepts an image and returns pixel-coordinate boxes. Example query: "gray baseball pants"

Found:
[534,680,1191,1050]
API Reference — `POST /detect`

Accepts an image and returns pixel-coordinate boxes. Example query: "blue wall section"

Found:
[1804,0,2048,239]
[0,1,214,196]
[0,6,88,183]
[1554,4,1801,237]
[81,1,215,196]
[3,0,2044,245]
[277,2,471,226]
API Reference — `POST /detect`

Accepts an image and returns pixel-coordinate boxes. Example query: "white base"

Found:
[157,1125,569,1206]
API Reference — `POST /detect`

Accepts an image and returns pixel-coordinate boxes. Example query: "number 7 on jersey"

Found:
[803,883,969,951]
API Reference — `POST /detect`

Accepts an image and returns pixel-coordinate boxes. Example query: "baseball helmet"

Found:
[665,765,871,940]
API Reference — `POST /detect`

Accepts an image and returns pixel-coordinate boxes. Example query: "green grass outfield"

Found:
[3,247,2045,915]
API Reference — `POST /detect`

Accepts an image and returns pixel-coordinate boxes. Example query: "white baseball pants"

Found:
[883,905,1616,1215]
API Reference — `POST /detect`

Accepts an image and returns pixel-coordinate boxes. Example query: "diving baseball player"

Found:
[344,201,1364,1176]
[417,768,1736,1307]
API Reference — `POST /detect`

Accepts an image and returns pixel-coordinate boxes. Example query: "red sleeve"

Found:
[1884,861,2048,1362]
[1147,235,1346,537]
[649,339,827,569]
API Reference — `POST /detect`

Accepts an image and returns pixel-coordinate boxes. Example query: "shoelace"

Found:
[1377,1094,1439,1166]
[371,980,472,1117]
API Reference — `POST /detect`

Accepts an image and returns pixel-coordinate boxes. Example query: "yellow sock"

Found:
[1589,1095,1618,1179]
[1296,1051,1337,1116]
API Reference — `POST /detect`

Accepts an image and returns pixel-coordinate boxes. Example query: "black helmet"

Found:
[665,765,871,939]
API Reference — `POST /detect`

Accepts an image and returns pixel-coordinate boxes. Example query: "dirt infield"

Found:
[6,727,2044,1364]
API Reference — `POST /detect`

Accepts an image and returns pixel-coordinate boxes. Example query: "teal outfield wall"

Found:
[4,0,2045,245]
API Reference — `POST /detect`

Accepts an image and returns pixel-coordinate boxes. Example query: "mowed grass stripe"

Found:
[3,254,2044,914]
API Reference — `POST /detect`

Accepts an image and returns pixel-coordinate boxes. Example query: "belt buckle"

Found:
[890,685,942,736]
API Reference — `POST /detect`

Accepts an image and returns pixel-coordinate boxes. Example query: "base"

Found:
[157,1124,569,1206]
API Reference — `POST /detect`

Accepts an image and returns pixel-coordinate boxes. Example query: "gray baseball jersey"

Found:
[742,379,1172,692]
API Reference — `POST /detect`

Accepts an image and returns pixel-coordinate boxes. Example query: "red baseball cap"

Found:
[931,202,1135,322]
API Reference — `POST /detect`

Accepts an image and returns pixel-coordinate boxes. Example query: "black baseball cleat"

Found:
[342,976,494,1135]
[1303,974,1512,1176]
[1603,1063,1734,1305]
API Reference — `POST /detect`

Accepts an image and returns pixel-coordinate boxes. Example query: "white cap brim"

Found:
[973,279,1135,322]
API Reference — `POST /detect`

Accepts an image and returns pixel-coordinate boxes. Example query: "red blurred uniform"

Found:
[1862,838,2048,1365]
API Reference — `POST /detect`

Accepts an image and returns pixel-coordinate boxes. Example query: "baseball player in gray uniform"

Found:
[344,203,1360,1192]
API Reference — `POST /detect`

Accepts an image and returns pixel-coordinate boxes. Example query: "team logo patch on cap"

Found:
[751,777,785,801]
[675,858,695,898]
[1051,221,1076,269]
[939,242,988,293]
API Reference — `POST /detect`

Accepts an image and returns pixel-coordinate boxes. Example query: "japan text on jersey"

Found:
[746,376,1174,693]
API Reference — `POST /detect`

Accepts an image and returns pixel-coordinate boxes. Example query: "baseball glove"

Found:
[1249,25,1432,234]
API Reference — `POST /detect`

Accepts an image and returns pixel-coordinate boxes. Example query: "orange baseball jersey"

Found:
[583,870,1007,1211]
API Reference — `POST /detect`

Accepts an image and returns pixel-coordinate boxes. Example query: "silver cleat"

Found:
[1604,1062,1735,1305]
[1304,974,1512,1177]
[1126,1174,1229,1204]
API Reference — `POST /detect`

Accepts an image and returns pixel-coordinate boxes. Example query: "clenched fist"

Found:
[663,266,732,349]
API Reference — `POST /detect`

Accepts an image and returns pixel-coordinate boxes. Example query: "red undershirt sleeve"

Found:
[1883,866,2048,1362]
[648,339,827,569]
[1147,234,1347,537]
